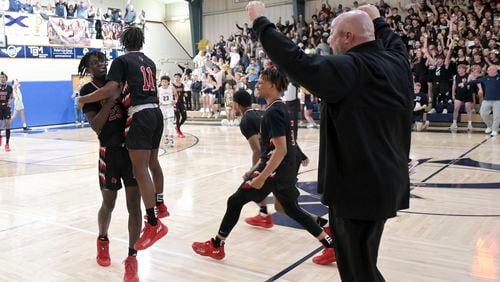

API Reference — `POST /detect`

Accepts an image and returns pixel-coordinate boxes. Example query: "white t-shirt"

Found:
[184,79,193,92]
[158,85,174,106]
[229,52,241,69]
[282,83,298,102]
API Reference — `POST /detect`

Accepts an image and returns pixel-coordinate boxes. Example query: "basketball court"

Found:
[0,125,498,281]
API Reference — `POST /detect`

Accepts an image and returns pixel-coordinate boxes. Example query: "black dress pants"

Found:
[329,206,386,282]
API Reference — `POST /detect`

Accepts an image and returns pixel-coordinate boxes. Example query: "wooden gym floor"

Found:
[0,124,499,281]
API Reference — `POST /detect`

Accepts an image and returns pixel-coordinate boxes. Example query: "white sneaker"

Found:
[306,124,315,129]
[428,108,437,114]
[467,124,473,131]
[485,128,492,134]
[492,131,498,137]
[442,109,448,114]
[450,123,458,130]
[201,112,206,118]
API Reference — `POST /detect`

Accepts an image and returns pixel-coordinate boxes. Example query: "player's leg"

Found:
[174,110,183,138]
[127,109,168,250]
[0,117,3,146]
[273,183,335,262]
[451,99,462,129]
[4,115,11,151]
[123,184,141,282]
[96,188,117,267]
[150,148,169,218]
[192,182,271,260]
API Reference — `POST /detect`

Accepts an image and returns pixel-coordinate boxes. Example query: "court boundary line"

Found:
[421,136,492,183]
[267,136,494,280]
[265,246,324,282]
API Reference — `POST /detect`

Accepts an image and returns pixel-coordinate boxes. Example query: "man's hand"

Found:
[358,4,380,20]
[246,1,266,22]
[249,175,265,189]
[76,97,85,109]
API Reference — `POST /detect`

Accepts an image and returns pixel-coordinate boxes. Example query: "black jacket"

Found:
[253,17,413,220]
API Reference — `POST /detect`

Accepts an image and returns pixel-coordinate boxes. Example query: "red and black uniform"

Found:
[0,84,12,120]
[172,82,187,132]
[106,52,163,150]
[217,100,323,239]
[81,82,137,191]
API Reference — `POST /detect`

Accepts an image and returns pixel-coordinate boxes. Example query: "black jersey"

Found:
[173,82,185,107]
[106,52,159,108]
[433,64,452,85]
[455,74,470,97]
[239,109,263,140]
[0,85,13,106]
[81,82,127,148]
[258,100,297,183]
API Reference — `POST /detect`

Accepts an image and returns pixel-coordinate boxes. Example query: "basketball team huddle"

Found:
[75,1,420,280]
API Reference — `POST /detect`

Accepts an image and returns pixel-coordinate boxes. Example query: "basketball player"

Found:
[172,73,187,138]
[77,27,168,251]
[0,72,13,152]
[78,50,141,282]
[233,89,335,264]
[10,79,31,131]
[192,69,334,261]
[158,76,178,147]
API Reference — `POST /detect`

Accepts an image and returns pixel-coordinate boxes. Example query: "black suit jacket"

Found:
[253,16,413,221]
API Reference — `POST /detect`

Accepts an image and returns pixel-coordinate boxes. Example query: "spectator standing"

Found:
[413,82,430,131]
[476,66,500,136]
[124,0,136,25]
[191,73,202,111]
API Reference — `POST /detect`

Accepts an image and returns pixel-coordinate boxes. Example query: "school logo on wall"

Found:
[5,14,28,27]
[0,45,25,58]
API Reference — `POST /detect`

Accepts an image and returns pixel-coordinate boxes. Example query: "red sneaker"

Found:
[192,239,225,260]
[123,256,139,282]
[312,247,336,265]
[96,238,111,267]
[245,214,274,229]
[156,203,170,218]
[133,219,168,250]
[4,144,10,152]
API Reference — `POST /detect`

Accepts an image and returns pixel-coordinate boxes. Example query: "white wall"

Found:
[143,22,192,76]
[202,0,293,42]
[165,2,193,56]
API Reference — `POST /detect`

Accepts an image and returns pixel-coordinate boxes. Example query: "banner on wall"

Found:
[48,17,91,46]
[26,45,52,58]
[0,44,122,59]
[0,45,26,58]
[4,12,48,37]
[101,21,123,48]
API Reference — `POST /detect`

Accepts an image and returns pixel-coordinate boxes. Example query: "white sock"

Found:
[468,121,472,126]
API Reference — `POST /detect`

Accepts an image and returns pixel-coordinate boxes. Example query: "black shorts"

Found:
[455,93,473,103]
[413,113,425,122]
[99,146,137,191]
[239,177,299,205]
[126,107,163,150]
[0,106,11,120]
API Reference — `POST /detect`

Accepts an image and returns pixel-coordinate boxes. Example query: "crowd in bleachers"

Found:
[187,0,499,132]
[2,0,146,39]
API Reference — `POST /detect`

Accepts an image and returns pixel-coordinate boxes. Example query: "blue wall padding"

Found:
[9,81,75,128]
